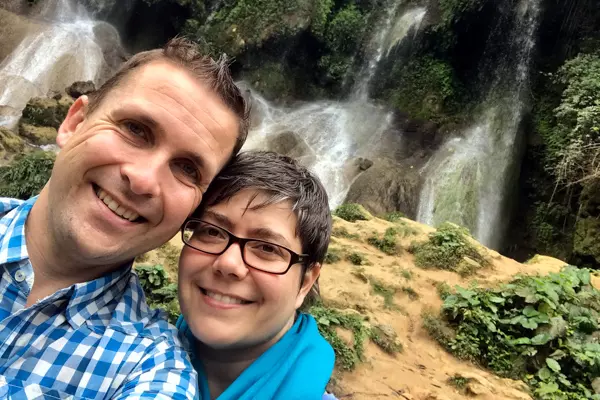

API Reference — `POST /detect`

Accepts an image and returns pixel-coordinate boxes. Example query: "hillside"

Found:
[136,210,600,400]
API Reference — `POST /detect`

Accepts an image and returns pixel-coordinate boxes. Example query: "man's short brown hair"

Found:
[87,37,250,154]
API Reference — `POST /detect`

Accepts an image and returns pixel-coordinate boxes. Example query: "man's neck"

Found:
[24,190,124,306]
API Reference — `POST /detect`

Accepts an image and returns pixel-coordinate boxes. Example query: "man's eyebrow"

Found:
[202,210,233,230]
[247,227,291,248]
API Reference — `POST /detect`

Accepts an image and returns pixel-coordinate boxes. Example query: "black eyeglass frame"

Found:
[181,218,309,275]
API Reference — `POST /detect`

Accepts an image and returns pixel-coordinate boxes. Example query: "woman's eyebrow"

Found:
[202,210,233,230]
[247,227,291,247]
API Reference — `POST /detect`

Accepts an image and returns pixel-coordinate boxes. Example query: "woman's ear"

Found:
[295,263,321,309]
[56,95,89,148]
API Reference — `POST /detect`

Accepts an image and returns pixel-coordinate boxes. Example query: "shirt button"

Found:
[14,270,26,282]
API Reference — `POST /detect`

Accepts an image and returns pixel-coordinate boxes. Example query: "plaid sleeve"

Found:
[0,198,23,217]
[111,338,199,400]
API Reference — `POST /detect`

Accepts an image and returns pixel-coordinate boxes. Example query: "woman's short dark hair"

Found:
[198,151,332,269]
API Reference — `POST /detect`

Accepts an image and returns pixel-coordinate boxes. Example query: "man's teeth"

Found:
[205,290,246,305]
[96,188,139,222]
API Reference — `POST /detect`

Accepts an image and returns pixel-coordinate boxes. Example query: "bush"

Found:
[412,222,486,272]
[0,151,55,199]
[333,203,372,222]
[324,247,342,264]
[136,264,180,324]
[382,211,406,222]
[331,226,360,240]
[347,252,365,265]
[428,266,600,399]
[368,227,401,255]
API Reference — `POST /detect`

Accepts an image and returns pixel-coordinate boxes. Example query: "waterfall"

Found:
[352,2,426,100]
[244,2,427,207]
[0,0,121,128]
[416,0,542,249]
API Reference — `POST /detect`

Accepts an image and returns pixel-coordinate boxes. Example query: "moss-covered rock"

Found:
[0,127,25,163]
[19,123,58,146]
[20,94,73,129]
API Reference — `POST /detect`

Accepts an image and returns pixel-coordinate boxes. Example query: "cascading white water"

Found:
[417,0,541,249]
[243,1,427,207]
[0,0,119,128]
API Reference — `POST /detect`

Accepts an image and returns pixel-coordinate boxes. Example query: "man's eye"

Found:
[177,161,199,181]
[125,121,147,138]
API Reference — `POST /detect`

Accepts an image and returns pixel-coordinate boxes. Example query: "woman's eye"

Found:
[207,228,220,237]
[177,162,199,181]
[260,244,277,254]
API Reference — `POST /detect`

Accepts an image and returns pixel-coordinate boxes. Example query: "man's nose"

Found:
[120,154,165,198]
[213,243,249,280]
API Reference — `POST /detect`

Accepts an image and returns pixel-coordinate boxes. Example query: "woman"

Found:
[176,151,336,399]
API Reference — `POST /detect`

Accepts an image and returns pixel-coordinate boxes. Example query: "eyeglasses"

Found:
[181,219,308,275]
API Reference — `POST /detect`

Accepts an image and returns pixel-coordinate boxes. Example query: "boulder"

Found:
[344,158,421,219]
[592,377,600,395]
[266,131,316,165]
[0,127,25,162]
[66,80,96,98]
[20,94,73,129]
[19,123,57,146]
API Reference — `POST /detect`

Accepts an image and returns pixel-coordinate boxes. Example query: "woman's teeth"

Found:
[96,188,139,222]
[205,290,247,305]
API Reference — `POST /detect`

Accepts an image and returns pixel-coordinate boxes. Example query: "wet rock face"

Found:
[344,158,421,219]
[66,80,96,98]
[17,91,74,146]
[266,131,317,165]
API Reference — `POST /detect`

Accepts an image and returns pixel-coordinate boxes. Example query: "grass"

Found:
[370,278,397,310]
[401,285,419,300]
[368,227,401,255]
[351,267,369,283]
[310,303,370,371]
[331,226,360,240]
[324,247,343,264]
[398,268,413,280]
[421,309,454,347]
[435,281,452,299]
[447,374,472,392]
[382,211,406,222]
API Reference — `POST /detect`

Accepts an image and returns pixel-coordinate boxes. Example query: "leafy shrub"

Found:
[447,374,473,392]
[347,252,365,265]
[412,222,486,272]
[368,227,401,255]
[0,151,55,199]
[310,303,369,371]
[324,247,342,264]
[333,203,371,222]
[428,266,600,399]
[136,264,180,324]
[331,226,360,240]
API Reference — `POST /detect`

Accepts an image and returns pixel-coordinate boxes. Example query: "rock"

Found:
[20,94,73,129]
[266,131,316,165]
[593,378,600,394]
[66,81,96,98]
[344,158,421,219]
[356,157,373,171]
[370,324,403,354]
[19,123,57,146]
[0,127,25,162]
[455,256,482,275]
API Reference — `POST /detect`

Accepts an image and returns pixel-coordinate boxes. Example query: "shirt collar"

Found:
[0,197,36,265]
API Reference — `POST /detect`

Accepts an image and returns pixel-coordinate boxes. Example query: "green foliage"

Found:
[368,227,401,255]
[401,285,420,300]
[324,247,342,264]
[136,264,180,324]
[310,303,369,370]
[447,374,473,392]
[333,203,371,222]
[383,56,457,121]
[310,0,334,38]
[412,222,486,272]
[436,281,453,299]
[429,266,600,399]
[382,211,406,222]
[347,252,365,266]
[370,278,397,310]
[437,0,487,27]
[0,151,55,199]
[399,268,413,280]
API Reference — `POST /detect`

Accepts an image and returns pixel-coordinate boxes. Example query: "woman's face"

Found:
[178,189,319,352]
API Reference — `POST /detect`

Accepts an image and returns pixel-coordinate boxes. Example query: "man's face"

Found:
[178,190,317,351]
[48,60,239,267]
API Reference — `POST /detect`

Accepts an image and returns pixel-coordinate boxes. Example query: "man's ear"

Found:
[295,263,321,309]
[56,95,89,148]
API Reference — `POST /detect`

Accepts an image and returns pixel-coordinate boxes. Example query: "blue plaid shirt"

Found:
[0,197,198,399]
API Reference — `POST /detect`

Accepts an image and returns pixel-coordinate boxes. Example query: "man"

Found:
[0,37,248,399]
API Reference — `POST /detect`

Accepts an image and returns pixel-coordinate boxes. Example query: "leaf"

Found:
[318,317,330,326]
[489,296,505,303]
[536,382,559,395]
[531,333,552,346]
[511,337,531,345]
[546,358,561,373]
[521,319,539,330]
[523,305,539,317]
[538,366,552,381]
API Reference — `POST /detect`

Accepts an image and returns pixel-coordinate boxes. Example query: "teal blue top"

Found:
[177,313,335,400]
